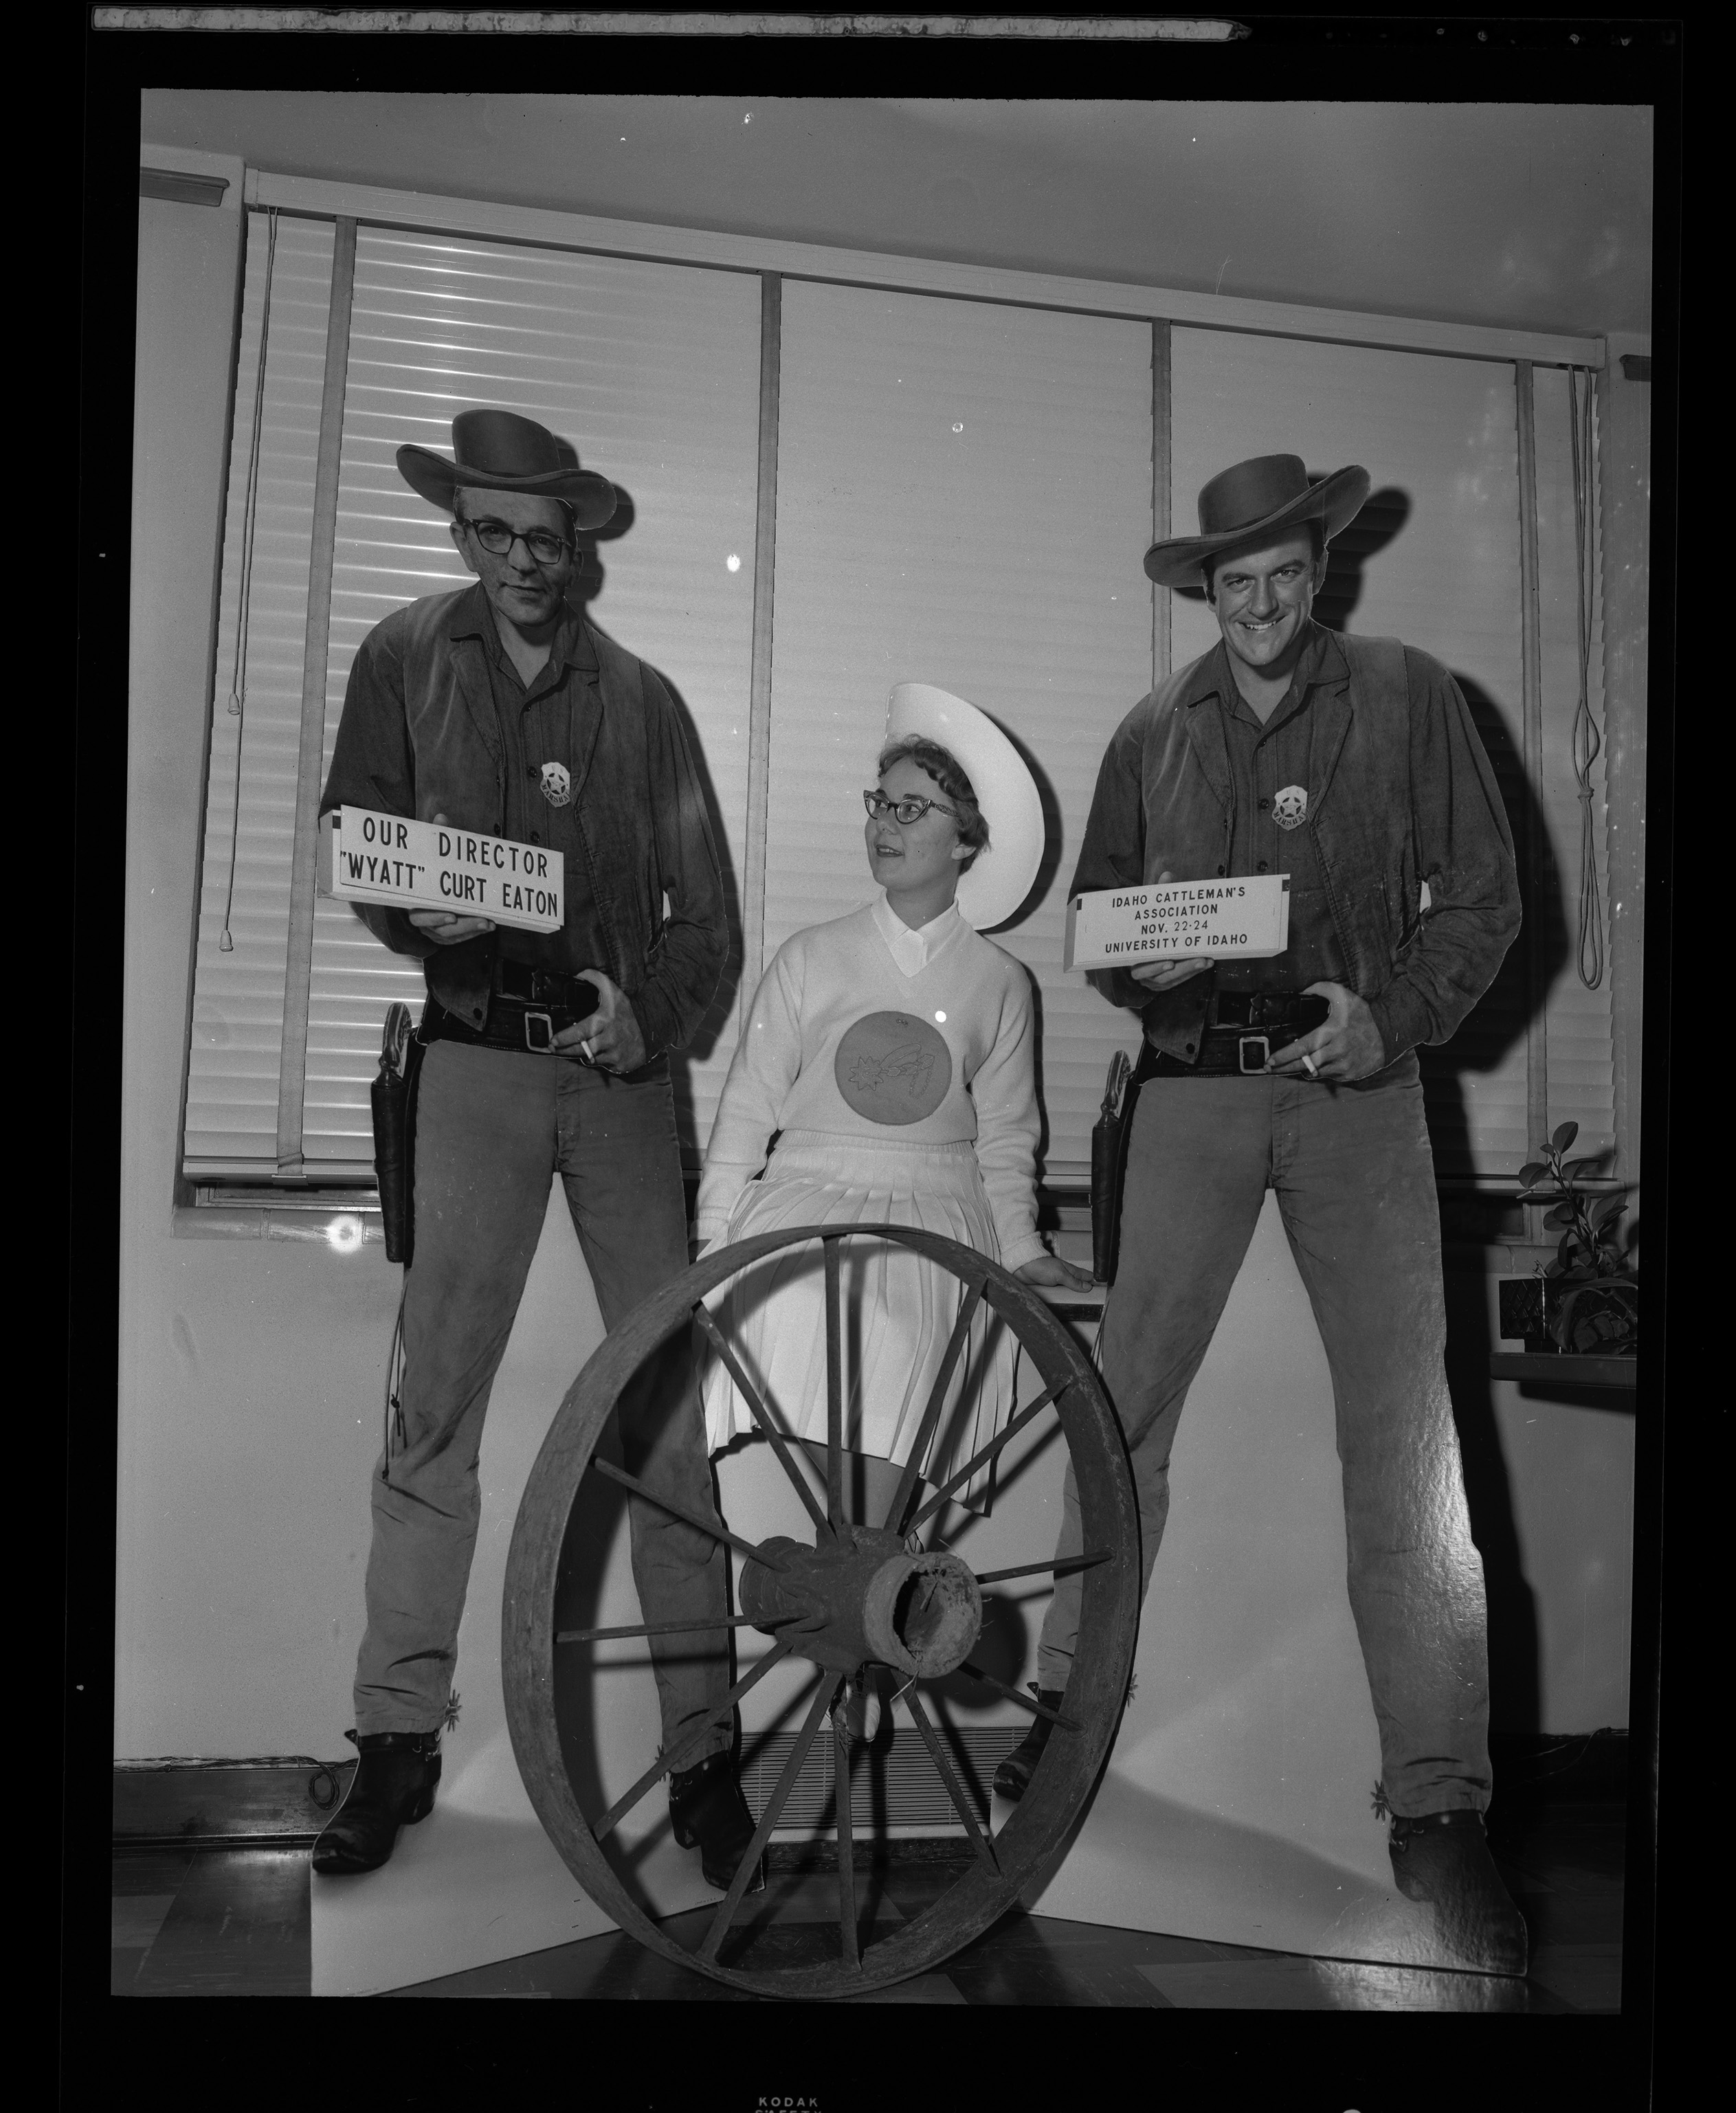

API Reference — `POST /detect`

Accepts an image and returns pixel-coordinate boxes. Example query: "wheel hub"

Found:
[739,1528,983,1678]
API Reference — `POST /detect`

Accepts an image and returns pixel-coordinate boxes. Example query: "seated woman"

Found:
[694,684,1090,1736]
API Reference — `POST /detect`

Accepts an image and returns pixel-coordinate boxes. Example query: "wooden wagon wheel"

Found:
[502,1222,1139,2000]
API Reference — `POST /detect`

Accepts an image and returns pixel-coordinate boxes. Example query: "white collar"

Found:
[871,892,961,976]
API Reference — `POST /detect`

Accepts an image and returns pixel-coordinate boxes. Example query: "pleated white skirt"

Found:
[699,1130,1017,1506]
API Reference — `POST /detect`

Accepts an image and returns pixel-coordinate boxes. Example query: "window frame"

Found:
[170,170,1624,1238]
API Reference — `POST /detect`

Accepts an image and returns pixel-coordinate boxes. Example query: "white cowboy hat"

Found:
[884,682,1045,932]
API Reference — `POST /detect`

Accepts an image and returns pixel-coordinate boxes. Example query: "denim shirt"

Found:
[319,583,729,1059]
[1069,625,1522,1065]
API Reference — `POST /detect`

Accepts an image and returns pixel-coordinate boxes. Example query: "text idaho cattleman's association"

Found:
[1063,873,1291,970]
[317,805,564,933]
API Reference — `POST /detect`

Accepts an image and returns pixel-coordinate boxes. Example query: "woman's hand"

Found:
[1126,870,1211,993]
[1015,1253,1096,1293]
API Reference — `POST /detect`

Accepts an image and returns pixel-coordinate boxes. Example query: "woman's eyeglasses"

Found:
[863,790,961,826]
[460,517,572,565]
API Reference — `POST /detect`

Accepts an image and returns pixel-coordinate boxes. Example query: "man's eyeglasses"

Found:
[863,789,961,826]
[460,516,571,565]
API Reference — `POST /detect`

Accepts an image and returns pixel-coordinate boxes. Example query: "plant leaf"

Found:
[1517,1162,1548,1191]
[1544,1204,1575,1229]
[1551,1120,1579,1152]
[1590,1196,1627,1231]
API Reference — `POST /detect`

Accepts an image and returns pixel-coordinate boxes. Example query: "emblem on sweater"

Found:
[835,1011,952,1126]
[539,761,573,809]
[1271,784,1309,831]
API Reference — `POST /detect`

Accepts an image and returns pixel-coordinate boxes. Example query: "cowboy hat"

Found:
[884,683,1045,933]
[396,407,619,532]
[1143,454,1371,590]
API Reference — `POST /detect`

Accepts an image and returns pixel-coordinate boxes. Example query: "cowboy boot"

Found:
[992,1686,1065,1803]
[1388,1809,1529,1976]
[669,1751,766,1894]
[311,1730,442,1876]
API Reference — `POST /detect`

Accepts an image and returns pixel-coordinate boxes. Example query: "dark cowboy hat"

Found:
[396,408,619,532]
[1143,454,1371,589]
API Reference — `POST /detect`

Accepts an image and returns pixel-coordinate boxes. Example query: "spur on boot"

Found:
[1388,1809,1528,1976]
[311,1730,441,1876]
[669,1750,766,1894]
[827,1670,882,1745]
[992,1686,1065,1803]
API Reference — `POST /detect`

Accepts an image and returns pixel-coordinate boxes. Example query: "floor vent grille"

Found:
[739,1725,1021,1834]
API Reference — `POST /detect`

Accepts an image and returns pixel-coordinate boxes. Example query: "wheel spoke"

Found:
[692,1302,832,1536]
[592,1456,787,1572]
[823,1236,845,1532]
[902,1686,999,1875]
[959,1662,1082,1732]
[972,1547,1111,1588]
[835,1705,858,1968]
[698,1673,841,1963]
[557,1612,770,1645]
[591,1636,797,1842]
[906,1379,1069,1532]
[880,1279,983,1537]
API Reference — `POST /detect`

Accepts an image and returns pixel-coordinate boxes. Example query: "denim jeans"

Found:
[353,1040,731,1760]
[1036,1053,1491,1818]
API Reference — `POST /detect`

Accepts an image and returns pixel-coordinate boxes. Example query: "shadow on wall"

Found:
[1313,484,1570,1741]
[985,715,1066,1173]
[563,485,746,1151]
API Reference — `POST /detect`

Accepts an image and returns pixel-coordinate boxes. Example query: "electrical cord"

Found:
[218,207,278,955]
[1569,366,1606,991]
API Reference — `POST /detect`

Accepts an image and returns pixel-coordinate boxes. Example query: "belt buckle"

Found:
[1238,1032,1269,1074]
[524,1010,555,1054]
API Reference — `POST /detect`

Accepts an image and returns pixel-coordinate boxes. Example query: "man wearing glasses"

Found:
[312,409,758,1894]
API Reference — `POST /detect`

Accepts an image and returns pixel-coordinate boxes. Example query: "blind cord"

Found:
[1569,366,1605,990]
[218,206,278,954]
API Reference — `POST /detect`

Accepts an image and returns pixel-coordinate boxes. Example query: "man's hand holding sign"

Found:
[405,814,498,948]
[1111,869,1383,1080]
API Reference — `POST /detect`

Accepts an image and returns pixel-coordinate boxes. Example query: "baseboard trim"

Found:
[112,1726,1631,1848]
[113,1759,357,1846]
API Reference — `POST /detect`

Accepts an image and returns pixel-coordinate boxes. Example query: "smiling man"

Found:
[996,454,1528,1976]
[309,410,761,1897]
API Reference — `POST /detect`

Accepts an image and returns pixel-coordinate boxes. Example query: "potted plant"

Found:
[1498,1122,1638,1356]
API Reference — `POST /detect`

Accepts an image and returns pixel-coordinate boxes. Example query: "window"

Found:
[183,202,1615,1196]
[185,216,761,1179]
[1170,329,1612,1178]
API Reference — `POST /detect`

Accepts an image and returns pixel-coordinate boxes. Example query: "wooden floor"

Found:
[111,1799,1625,2009]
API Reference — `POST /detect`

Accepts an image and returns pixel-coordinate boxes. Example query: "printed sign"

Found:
[317,806,564,935]
[1064,874,1291,970]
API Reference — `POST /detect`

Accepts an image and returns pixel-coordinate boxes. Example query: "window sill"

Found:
[172,1193,386,1246]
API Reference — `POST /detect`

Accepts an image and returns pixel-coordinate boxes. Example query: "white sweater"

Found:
[695,896,1047,1270]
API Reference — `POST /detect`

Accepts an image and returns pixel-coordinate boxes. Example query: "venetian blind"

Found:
[299,228,763,1173]
[183,212,336,1175]
[761,281,1156,1181]
[1168,328,1612,1179]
